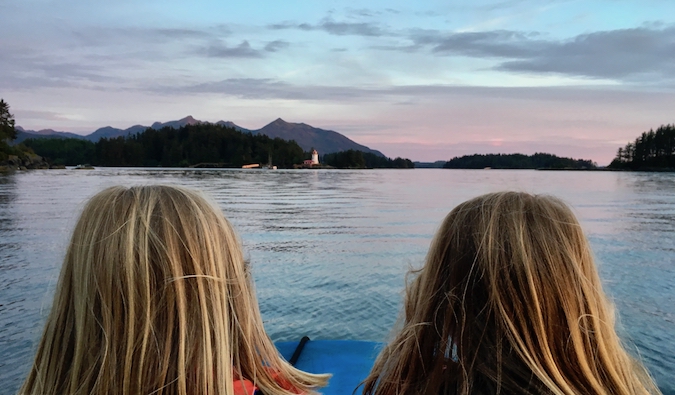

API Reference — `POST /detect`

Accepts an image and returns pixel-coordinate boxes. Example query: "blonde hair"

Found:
[21,185,329,395]
[363,192,660,395]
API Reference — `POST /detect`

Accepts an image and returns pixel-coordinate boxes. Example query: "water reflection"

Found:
[0,173,32,392]
[0,174,16,233]
[582,172,675,394]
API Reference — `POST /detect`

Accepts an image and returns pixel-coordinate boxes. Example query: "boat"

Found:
[276,338,383,395]
[74,164,94,170]
[263,153,277,170]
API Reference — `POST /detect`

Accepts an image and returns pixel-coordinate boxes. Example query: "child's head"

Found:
[364,192,658,395]
[22,185,327,395]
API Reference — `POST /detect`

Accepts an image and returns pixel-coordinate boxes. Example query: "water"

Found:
[0,168,673,393]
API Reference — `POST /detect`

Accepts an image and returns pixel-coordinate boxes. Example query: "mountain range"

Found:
[15,116,384,157]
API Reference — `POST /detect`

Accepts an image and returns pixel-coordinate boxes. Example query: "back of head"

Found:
[21,185,328,395]
[363,192,659,395]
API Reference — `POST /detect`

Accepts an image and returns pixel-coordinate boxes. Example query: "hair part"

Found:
[21,185,329,395]
[363,191,660,395]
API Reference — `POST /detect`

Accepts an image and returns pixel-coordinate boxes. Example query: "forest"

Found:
[609,124,675,170]
[0,99,22,161]
[321,149,415,169]
[21,123,416,169]
[443,153,596,169]
[22,123,307,168]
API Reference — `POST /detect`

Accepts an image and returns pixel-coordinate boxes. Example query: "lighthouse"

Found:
[311,149,319,165]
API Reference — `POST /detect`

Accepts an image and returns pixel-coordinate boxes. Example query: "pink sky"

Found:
[3,1,675,166]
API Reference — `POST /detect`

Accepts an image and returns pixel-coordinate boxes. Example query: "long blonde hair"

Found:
[362,192,660,395]
[21,185,329,395]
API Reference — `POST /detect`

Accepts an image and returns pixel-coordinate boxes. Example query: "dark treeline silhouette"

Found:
[23,123,306,168]
[443,153,596,169]
[322,149,414,169]
[0,98,22,162]
[22,138,95,166]
[609,124,675,170]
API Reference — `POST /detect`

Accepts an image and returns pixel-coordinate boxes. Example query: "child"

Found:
[20,185,329,395]
[362,192,660,395]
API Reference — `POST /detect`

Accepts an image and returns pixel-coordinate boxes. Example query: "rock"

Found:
[23,153,49,169]
[6,155,19,166]
[0,153,51,169]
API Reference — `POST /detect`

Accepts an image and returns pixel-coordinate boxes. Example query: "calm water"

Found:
[0,168,673,393]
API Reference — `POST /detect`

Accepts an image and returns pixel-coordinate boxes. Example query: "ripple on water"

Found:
[0,169,674,394]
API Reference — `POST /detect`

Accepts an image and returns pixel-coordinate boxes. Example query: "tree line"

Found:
[22,123,308,168]
[609,124,675,170]
[443,153,596,169]
[0,99,23,163]
[321,150,415,169]
[20,123,417,169]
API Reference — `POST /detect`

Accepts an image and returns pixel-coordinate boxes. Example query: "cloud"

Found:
[434,0,572,14]
[270,18,386,37]
[68,26,220,48]
[470,0,565,12]
[13,110,71,121]
[0,20,276,91]
[497,26,675,80]
[344,7,401,18]
[264,40,290,52]
[167,78,361,100]
[393,25,675,82]
[151,28,215,39]
[206,40,263,58]
[161,77,670,105]
[0,47,115,90]
[410,29,543,57]
[345,8,376,18]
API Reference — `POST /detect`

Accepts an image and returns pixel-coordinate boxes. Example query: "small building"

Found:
[301,150,320,166]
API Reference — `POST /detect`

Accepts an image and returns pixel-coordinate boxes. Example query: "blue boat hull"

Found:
[276,340,384,395]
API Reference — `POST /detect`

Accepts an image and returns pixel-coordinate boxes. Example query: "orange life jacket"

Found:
[233,370,300,395]
[233,378,258,395]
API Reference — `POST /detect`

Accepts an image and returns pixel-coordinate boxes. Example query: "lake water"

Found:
[0,168,673,394]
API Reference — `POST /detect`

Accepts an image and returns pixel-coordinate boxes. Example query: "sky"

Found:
[2,0,675,165]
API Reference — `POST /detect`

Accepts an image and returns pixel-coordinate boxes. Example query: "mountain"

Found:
[14,126,87,144]
[216,120,251,133]
[252,118,384,157]
[14,116,384,157]
[150,115,200,130]
[85,116,202,141]
[85,124,146,141]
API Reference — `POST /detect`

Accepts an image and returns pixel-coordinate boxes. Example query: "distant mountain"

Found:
[150,115,201,130]
[252,118,384,157]
[14,126,86,144]
[14,116,384,157]
[86,116,202,141]
[215,120,251,133]
[85,124,147,141]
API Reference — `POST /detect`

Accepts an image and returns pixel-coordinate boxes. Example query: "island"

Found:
[608,124,675,171]
[443,153,596,170]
